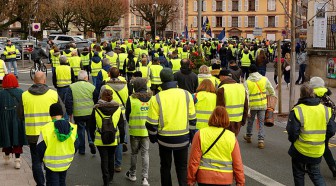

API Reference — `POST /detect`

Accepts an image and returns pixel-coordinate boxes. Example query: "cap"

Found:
[49,103,64,117]
[309,77,325,88]
[219,69,232,77]
[160,68,174,83]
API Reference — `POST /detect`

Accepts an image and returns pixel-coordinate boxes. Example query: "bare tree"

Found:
[130,0,179,39]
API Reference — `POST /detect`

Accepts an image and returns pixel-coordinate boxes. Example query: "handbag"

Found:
[254,81,276,127]
[202,128,225,157]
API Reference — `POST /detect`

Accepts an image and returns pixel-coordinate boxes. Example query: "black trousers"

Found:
[97,146,117,186]
[159,145,188,186]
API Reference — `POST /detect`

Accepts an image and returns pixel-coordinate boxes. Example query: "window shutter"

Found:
[245,0,248,11]
[228,0,232,11]
[212,0,216,11]
[238,16,242,27]
[194,1,197,11]
[222,16,226,27]
[255,0,259,11]
[212,16,216,27]
[275,16,279,27]
[194,16,197,27]
[238,0,242,11]
[267,0,271,10]
[264,16,268,27]
[223,0,226,11]
[244,16,248,27]
[228,16,232,27]
[203,1,207,11]
[255,16,258,27]
[272,0,276,10]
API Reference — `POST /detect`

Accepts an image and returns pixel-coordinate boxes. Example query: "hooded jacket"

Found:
[125,91,152,123]
[174,64,198,94]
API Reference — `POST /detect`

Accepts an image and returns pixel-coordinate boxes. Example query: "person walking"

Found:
[187,106,245,186]
[309,77,336,177]
[125,78,151,186]
[89,89,125,186]
[286,84,335,185]
[174,59,198,94]
[243,65,275,149]
[197,65,219,88]
[149,58,163,95]
[3,39,19,78]
[146,68,197,186]
[36,103,79,186]
[0,74,27,169]
[217,70,248,136]
[255,50,268,76]
[80,47,91,78]
[91,52,103,87]
[295,48,307,85]
[21,71,61,186]
[69,70,96,155]
[283,53,291,87]
[68,50,82,81]
[240,48,253,81]
[228,60,242,83]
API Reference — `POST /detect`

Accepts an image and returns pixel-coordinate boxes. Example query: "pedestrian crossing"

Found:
[18,69,52,74]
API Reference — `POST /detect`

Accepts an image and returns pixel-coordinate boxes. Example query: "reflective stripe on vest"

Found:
[118,53,128,70]
[56,65,72,87]
[0,60,4,77]
[293,104,331,158]
[221,83,246,122]
[80,54,90,66]
[149,65,163,84]
[198,76,218,88]
[199,127,235,173]
[90,61,102,77]
[70,81,95,117]
[171,59,181,73]
[195,91,217,130]
[42,122,77,172]
[106,53,118,67]
[241,53,251,67]
[129,97,149,137]
[68,56,81,76]
[246,77,267,108]
[5,45,17,59]
[105,83,129,120]
[23,90,58,135]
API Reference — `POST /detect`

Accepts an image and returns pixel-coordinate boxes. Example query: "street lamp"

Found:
[153,1,158,39]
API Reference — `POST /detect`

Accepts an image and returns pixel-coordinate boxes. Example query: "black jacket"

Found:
[174,67,198,94]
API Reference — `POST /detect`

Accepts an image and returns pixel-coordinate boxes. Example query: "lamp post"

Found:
[153,1,158,38]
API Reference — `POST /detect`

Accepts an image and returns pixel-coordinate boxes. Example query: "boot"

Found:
[3,155,10,165]
[14,158,21,169]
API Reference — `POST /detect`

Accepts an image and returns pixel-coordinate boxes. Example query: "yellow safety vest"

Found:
[105,82,129,118]
[149,65,163,85]
[129,97,149,137]
[22,89,58,136]
[221,83,246,122]
[171,59,181,74]
[90,61,102,77]
[241,53,251,67]
[199,127,235,173]
[125,57,138,73]
[4,45,18,59]
[51,53,60,67]
[313,87,328,98]
[194,91,217,130]
[111,42,117,49]
[70,81,95,117]
[0,60,5,77]
[106,53,118,67]
[134,48,141,58]
[139,66,151,88]
[63,51,72,59]
[198,76,219,88]
[268,46,273,54]
[154,43,161,50]
[94,107,121,146]
[118,53,128,70]
[249,50,255,61]
[246,77,267,109]
[42,121,77,172]
[147,88,196,139]
[56,65,72,87]
[293,104,331,158]
[80,53,90,66]
[68,56,81,76]
[181,52,189,59]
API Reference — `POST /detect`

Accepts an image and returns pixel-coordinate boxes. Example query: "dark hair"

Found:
[109,67,120,78]
[249,64,258,73]
[101,89,113,102]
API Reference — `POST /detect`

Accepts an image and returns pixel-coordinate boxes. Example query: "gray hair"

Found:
[59,55,68,65]
[199,65,210,74]
[77,70,88,80]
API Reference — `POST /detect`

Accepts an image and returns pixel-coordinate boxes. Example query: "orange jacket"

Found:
[187,131,245,186]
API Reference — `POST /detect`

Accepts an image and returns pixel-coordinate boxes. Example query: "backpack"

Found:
[96,109,117,144]
[127,58,136,71]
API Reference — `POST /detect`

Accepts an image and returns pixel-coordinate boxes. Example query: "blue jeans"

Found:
[291,158,326,186]
[45,167,67,186]
[75,121,93,154]
[6,61,18,76]
[29,143,45,186]
[115,144,122,167]
[92,76,97,87]
[296,64,306,83]
[246,110,266,141]
[258,67,266,76]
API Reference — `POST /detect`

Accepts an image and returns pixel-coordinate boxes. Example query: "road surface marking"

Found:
[244,165,286,186]
[329,143,336,148]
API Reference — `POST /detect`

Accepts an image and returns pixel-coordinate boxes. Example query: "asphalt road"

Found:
[15,61,336,186]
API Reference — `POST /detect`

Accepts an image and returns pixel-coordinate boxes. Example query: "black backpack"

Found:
[96,109,117,144]
[127,58,136,71]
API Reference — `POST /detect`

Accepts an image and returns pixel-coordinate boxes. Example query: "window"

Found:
[136,16,140,25]
[232,16,238,27]
[268,0,276,11]
[248,0,255,11]
[268,16,275,27]
[248,16,255,27]
[131,15,135,25]
[216,0,223,11]
[216,17,223,27]
[232,0,238,11]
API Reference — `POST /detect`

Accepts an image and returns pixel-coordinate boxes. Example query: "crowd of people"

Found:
[0,36,335,186]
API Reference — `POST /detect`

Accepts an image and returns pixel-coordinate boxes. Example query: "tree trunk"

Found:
[150,22,155,40]
[95,31,103,43]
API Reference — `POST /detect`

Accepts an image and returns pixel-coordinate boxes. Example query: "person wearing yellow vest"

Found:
[309,77,336,177]
[118,47,128,76]
[170,51,181,74]
[286,84,335,185]
[244,65,275,149]
[188,106,245,186]
[69,70,96,155]
[22,72,62,186]
[138,58,151,88]
[149,58,163,95]
[36,103,78,186]
[123,50,139,82]
[61,44,73,60]
[3,40,19,77]
[192,79,217,130]
[90,38,97,52]
[0,59,8,88]
[217,69,248,136]
[124,78,151,185]
[50,47,61,71]
[89,89,125,186]
[146,68,197,186]
[96,58,112,94]
[240,49,253,81]
[81,47,91,78]
[68,50,82,80]
[90,52,103,87]
[105,46,118,67]
[197,65,219,88]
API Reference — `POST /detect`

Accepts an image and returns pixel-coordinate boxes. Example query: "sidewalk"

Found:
[0,146,35,186]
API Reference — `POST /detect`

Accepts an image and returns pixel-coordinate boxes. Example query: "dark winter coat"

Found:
[174,66,198,94]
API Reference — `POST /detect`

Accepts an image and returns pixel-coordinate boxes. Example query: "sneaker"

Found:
[89,143,96,155]
[125,171,136,181]
[243,135,251,143]
[3,155,10,165]
[115,166,122,172]
[14,158,21,169]
[142,177,150,186]
[122,143,128,152]
[258,141,265,149]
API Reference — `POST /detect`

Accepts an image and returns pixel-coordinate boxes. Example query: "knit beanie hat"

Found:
[49,103,64,117]
[309,77,325,88]
[133,77,148,92]
[249,64,258,73]
[102,58,110,66]
[2,74,19,88]
[160,68,174,83]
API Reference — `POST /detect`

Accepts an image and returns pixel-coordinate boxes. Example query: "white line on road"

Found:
[19,83,34,86]
[244,165,286,186]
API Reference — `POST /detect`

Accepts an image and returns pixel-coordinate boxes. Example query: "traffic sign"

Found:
[32,23,41,32]
[253,27,262,36]
[282,30,286,36]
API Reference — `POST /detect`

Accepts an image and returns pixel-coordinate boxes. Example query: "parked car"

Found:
[12,40,33,60]
[49,35,83,42]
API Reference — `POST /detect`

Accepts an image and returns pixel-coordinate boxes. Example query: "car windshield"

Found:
[73,37,83,42]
